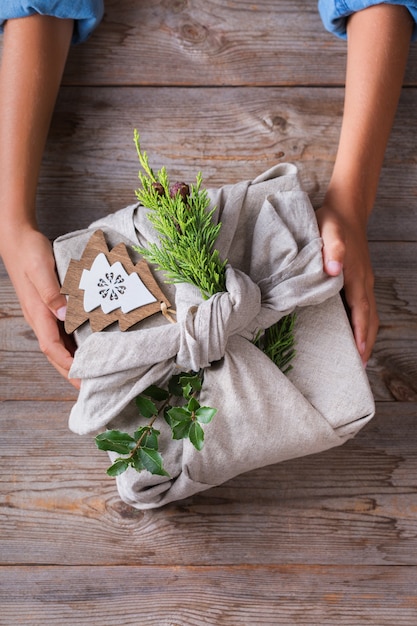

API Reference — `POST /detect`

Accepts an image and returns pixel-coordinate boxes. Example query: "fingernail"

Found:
[360,342,366,355]
[326,260,342,275]
[56,306,67,322]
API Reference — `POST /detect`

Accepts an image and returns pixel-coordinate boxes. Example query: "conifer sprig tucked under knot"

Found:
[132,130,226,299]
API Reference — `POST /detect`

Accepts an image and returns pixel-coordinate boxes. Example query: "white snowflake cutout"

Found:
[79,253,157,314]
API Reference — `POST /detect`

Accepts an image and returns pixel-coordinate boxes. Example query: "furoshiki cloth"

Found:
[54,163,375,509]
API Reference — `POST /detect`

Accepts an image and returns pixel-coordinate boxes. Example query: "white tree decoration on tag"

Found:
[79,253,157,314]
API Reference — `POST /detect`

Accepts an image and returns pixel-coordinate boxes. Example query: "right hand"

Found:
[316,202,379,366]
[1,225,80,389]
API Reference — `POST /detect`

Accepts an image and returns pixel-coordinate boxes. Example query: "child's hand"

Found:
[316,203,379,366]
[314,5,412,367]
[1,226,80,389]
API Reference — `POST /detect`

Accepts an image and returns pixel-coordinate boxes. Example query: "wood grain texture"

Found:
[1,401,417,568]
[1,0,417,87]
[34,86,417,241]
[62,0,351,87]
[1,2,417,622]
[51,0,417,87]
[1,565,417,625]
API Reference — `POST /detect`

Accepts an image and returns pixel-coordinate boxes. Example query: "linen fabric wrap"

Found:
[54,163,375,509]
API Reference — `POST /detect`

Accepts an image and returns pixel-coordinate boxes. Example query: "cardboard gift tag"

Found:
[60,229,171,333]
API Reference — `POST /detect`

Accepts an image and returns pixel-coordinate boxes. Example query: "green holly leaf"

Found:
[133,425,147,440]
[130,451,145,473]
[172,420,192,440]
[142,384,169,402]
[143,427,160,450]
[163,406,173,427]
[182,382,193,398]
[195,406,217,424]
[136,395,158,418]
[180,373,201,398]
[168,374,183,397]
[106,458,130,476]
[133,426,160,450]
[189,421,205,451]
[167,406,192,423]
[95,430,136,454]
[139,447,169,476]
[187,396,200,413]
[183,372,201,388]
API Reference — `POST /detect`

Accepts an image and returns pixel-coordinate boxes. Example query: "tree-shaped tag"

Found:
[60,229,171,333]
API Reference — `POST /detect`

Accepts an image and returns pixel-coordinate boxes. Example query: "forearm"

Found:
[0,15,79,386]
[0,14,73,239]
[324,4,413,223]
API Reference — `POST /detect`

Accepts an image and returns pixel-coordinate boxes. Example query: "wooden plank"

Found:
[61,0,350,87]
[1,0,417,87]
[1,401,417,566]
[72,0,417,87]
[34,86,417,241]
[63,0,349,87]
[0,564,417,625]
[367,242,417,401]
[0,353,78,401]
[0,4,416,622]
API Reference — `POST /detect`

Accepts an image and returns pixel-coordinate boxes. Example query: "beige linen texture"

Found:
[54,163,375,509]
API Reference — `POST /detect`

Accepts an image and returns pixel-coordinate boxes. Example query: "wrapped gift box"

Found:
[54,163,375,509]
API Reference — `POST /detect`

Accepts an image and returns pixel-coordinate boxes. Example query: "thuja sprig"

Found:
[132,130,227,299]
[254,313,297,375]
[95,371,216,477]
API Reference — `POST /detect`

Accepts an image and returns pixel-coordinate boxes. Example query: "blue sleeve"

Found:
[318,0,417,40]
[0,0,104,44]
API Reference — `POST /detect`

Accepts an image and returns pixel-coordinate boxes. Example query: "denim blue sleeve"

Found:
[0,0,104,44]
[318,0,417,40]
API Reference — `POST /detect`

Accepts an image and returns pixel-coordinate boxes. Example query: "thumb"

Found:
[30,260,68,321]
[318,213,346,277]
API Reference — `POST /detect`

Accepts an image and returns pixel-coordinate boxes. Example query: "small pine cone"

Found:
[152,182,165,196]
[169,182,190,200]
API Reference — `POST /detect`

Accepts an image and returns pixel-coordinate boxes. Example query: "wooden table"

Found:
[1,2,417,623]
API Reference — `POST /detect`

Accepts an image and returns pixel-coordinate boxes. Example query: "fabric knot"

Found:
[176,266,262,371]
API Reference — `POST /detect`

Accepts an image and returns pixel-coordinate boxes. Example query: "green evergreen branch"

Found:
[253,313,297,374]
[132,130,226,299]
